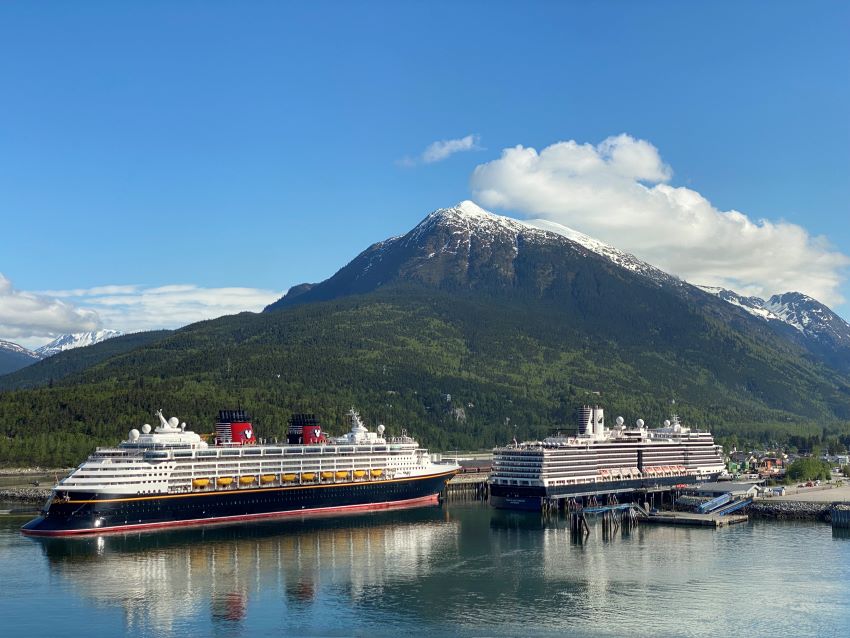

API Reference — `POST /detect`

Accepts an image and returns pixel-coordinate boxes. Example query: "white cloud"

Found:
[470,134,850,305]
[1,273,285,348]
[399,134,481,166]
[0,273,101,344]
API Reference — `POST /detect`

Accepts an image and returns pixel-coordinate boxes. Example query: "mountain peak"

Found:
[35,329,123,358]
[420,201,526,232]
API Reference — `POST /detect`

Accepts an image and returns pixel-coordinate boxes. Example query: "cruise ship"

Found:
[489,406,726,510]
[22,408,459,536]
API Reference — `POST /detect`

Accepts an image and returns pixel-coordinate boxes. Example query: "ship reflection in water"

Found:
[30,505,458,635]
[23,503,849,637]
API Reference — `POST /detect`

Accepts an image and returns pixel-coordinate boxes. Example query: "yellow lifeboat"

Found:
[321,471,334,480]
[261,474,277,484]
[217,477,234,487]
[335,470,350,480]
[301,472,316,481]
[354,470,366,479]
[282,474,298,482]
[192,478,210,488]
[370,469,383,478]
[239,476,256,485]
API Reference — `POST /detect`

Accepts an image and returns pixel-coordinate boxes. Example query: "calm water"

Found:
[1,502,847,637]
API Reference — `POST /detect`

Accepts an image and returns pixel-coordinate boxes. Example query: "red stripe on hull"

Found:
[21,493,440,537]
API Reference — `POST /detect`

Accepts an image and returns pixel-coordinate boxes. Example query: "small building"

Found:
[684,482,760,499]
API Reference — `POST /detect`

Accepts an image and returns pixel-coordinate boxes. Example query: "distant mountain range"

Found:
[0,330,122,376]
[1,201,849,465]
[0,340,41,376]
[34,330,123,358]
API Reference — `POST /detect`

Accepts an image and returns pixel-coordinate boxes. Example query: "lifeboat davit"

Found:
[217,477,234,487]
[261,474,277,484]
[335,470,350,480]
[354,470,366,478]
[192,478,210,488]
[370,469,383,478]
[301,472,316,481]
[321,471,334,480]
[282,474,297,482]
[239,476,256,485]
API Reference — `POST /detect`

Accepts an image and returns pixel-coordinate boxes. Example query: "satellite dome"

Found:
[615,416,624,426]
[636,419,645,428]
[169,417,179,428]
[142,423,152,434]
[664,420,671,427]
[377,424,386,435]
[129,428,140,441]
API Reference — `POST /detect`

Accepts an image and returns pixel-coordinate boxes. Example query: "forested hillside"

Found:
[2,204,849,466]
[2,287,849,466]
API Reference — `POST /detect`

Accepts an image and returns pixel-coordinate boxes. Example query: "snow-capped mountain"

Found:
[0,339,41,375]
[35,330,123,358]
[265,200,850,374]
[0,339,39,359]
[268,200,684,310]
[763,292,850,345]
[696,286,850,346]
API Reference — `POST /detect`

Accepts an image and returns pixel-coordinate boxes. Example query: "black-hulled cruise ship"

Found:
[489,406,725,510]
[22,409,458,536]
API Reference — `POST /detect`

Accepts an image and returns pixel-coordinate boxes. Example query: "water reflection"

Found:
[20,504,850,637]
[30,506,457,635]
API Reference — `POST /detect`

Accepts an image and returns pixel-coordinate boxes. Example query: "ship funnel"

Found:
[578,406,593,436]
[592,406,605,438]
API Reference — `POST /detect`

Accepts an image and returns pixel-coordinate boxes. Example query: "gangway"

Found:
[697,492,732,514]
[713,497,752,516]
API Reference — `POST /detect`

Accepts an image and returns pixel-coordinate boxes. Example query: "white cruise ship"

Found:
[23,408,459,535]
[489,405,726,510]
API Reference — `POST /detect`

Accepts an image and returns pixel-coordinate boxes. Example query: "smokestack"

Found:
[593,406,605,438]
[578,406,593,436]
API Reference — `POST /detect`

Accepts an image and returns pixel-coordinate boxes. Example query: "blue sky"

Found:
[1,1,848,346]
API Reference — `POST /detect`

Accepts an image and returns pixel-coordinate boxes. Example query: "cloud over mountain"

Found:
[1,273,284,348]
[0,272,101,341]
[41,283,285,335]
[470,134,850,305]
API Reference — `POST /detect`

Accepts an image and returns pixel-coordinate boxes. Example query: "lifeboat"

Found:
[192,478,210,488]
[335,470,350,480]
[321,471,334,480]
[239,476,256,485]
[301,472,316,481]
[260,474,277,484]
[217,477,234,487]
[370,469,383,478]
[354,470,366,479]
[282,474,298,482]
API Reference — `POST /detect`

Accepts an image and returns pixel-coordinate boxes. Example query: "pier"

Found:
[442,469,489,501]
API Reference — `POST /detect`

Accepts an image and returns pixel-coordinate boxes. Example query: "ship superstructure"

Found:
[23,409,458,535]
[489,406,725,510]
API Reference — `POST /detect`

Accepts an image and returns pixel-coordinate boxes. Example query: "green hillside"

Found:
[2,286,849,466]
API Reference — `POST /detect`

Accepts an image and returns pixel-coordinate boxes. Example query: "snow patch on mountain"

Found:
[764,292,850,344]
[35,329,123,358]
[695,286,780,322]
[523,217,680,286]
[0,339,40,360]
[698,286,850,345]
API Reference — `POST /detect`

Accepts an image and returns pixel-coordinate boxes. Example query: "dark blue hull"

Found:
[22,470,456,536]
[490,474,719,511]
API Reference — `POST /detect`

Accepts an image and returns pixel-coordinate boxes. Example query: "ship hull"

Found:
[489,473,721,511]
[22,470,456,536]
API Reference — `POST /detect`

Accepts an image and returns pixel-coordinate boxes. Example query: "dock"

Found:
[643,510,749,528]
